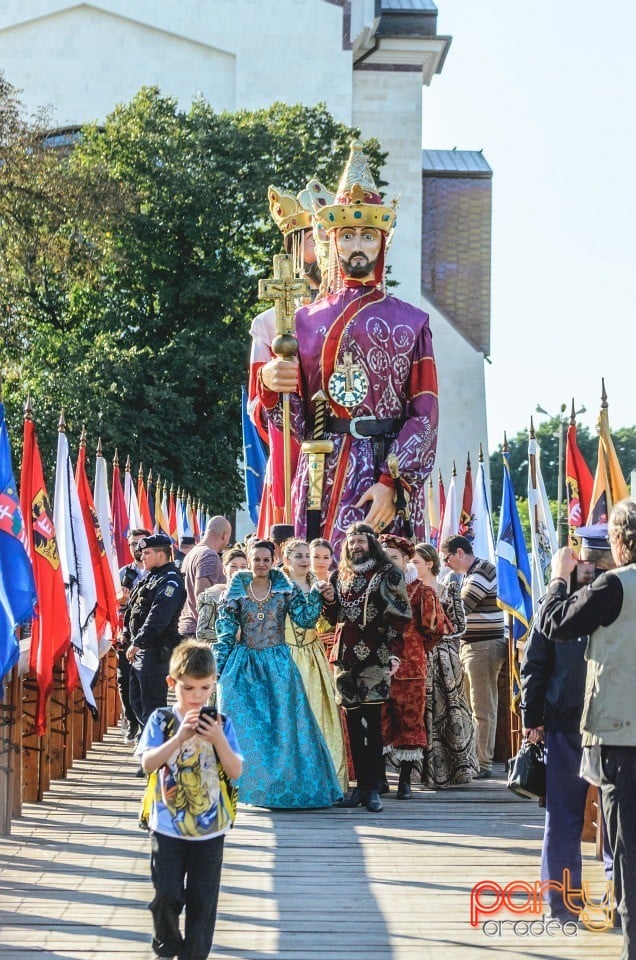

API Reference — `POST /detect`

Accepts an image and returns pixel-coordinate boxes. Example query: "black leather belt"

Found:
[325,416,402,440]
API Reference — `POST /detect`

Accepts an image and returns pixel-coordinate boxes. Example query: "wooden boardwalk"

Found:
[0,729,622,960]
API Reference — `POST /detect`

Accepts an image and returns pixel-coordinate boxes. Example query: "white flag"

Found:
[124,465,142,529]
[438,468,460,575]
[93,452,122,601]
[438,469,460,545]
[528,436,558,608]
[53,431,99,712]
[472,459,496,565]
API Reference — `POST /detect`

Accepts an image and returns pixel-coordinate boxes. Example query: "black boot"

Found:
[366,789,383,812]
[396,761,413,800]
[340,787,367,808]
[378,757,390,795]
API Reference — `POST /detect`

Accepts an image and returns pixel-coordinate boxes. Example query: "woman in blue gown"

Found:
[214,540,343,809]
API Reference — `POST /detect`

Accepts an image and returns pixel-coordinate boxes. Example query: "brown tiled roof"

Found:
[421,150,493,355]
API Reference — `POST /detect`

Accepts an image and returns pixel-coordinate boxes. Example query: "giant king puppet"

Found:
[254,143,439,557]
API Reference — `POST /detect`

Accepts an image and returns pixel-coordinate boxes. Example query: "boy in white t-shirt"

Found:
[137,640,243,960]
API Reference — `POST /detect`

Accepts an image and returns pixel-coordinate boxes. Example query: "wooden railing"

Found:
[0,650,120,835]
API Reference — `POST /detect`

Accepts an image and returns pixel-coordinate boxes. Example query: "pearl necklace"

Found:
[248,580,272,620]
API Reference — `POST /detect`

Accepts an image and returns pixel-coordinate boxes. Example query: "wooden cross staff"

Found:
[258,254,309,341]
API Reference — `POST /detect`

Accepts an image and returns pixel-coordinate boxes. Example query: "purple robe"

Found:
[262,286,438,557]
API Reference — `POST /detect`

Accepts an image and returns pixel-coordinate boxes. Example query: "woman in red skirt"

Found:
[379,535,454,798]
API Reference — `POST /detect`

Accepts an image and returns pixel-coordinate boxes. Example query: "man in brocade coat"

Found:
[322,522,411,812]
[255,143,438,558]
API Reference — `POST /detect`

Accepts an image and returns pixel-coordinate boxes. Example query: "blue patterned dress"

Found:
[214,569,343,809]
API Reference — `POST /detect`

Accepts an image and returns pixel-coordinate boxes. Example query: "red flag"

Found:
[191,499,200,542]
[20,416,71,734]
[111,453,130,566]
[75,442,119,640]
[566,418,594,549]
[137,468,153,532]
[438,469,446,538]
[459,453,474,539]
[168,487,177,542]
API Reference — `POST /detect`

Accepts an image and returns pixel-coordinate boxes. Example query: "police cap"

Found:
[577,523,610,551]
[138,534,173,551]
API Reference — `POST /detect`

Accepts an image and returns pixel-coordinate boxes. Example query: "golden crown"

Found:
[268,186,313,237]
[313,142,397,234]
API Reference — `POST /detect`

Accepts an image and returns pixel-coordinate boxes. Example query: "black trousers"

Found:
[601,745,636,959]
[344,703,384,792]
[150,831,225,960]
[116,649,137,730]
[129,647,169,730]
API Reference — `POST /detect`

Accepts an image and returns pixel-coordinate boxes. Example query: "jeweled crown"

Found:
[313,142,397,234]
[268,186,313,237]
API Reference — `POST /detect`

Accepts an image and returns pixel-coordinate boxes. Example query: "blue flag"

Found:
[0,402,36,679]
[496,451,533,641]
[495,451,532,712]
[241,386,267,526]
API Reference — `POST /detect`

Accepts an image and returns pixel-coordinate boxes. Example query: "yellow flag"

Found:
[587,382,629,523]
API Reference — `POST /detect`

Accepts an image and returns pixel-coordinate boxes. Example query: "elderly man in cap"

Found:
[539,500,636,957]
[521,523,615,924]
[124,534,186,745]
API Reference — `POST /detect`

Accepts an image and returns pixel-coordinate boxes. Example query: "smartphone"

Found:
[574,560,596,587]
[199,705,218,720]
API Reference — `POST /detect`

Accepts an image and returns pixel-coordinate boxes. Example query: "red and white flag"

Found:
[75,441,119,651]
[20,416,71,734]
[54,429,99,714]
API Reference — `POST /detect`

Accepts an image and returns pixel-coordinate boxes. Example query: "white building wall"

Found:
[0,0,353,125]
[352,69,424,306]
[1,0,490,514]
[423,294,489,483]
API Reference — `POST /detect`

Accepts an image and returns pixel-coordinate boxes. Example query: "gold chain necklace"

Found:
[248,580,273,621]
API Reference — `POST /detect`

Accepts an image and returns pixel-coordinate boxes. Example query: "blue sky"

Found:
[423,1,635,451]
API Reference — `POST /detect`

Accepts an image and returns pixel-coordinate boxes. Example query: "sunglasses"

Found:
[442,552,455,564]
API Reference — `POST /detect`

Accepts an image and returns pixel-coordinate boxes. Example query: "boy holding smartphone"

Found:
[137,640,243,960]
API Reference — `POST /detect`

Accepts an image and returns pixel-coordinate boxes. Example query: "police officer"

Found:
[117,528,151,744]
[124,534,186,741]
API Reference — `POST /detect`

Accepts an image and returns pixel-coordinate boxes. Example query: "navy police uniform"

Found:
[124,540,186,729]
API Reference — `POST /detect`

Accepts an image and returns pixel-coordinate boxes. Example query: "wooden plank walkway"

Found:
[0,729,622,960]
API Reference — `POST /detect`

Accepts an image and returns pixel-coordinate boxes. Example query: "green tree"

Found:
[0,81,385,511]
